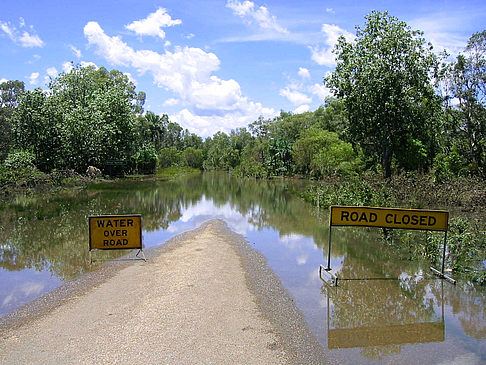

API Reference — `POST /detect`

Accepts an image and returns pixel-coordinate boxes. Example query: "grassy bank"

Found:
[301,173,486,285]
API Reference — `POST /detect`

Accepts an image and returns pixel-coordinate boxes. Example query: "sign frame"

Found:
[88,214,143,251]
[322,205,454,285]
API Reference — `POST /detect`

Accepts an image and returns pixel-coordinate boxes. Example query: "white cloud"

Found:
[163,98,180,106]
[309,83,332,102]
[80,61,98,69]
[409,14,468,56]
[171,103,274,137]
[298,67,310,79]
[28,72,40,85]
[294,104,310,114]
[123,72,137,86]
[0,78,8,83]
[44,67,58,84]
[125,8,181,39]
[309,24,354,67]
[46,67,58,78]
[0,19,44,48]
[226,0,288,34]
[326,8,335,14]
[62,61,74,73]
[84,21,275,136]
[279,87,312,105]
[19,31,44,47]
[0,22,15,39]
[69,45,82,58]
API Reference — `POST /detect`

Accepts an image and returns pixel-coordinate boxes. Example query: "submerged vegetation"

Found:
[0,12,484,282]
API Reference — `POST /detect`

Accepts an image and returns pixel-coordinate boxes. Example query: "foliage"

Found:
[302,175,395,209]
[0,80,24,161]
[12,66,142,172]
[326,11,442,178]
[292,128,361,177]
[233,145,269,178]
[0,150,43,188]
[132,144,158,174]
[203,132,239,170]
[3,150,37,171]
[433,146,468,182]
[158,147,182,168]
[182,147,204,169]
[266,137,292,176]
[443,31,486,178]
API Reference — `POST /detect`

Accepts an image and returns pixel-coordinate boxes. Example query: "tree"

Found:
[134,111,169,151]
[267,137,292,176]
[0,80,24,160]
[203,132,239,170]
[12,89,62,171]
[182,147,204,169]
[292,128,360,177]
[326,11,442,178]
[446,31,486,177]
[13,65,143,172]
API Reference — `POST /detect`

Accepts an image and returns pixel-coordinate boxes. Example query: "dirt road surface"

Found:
[0,219,328,364]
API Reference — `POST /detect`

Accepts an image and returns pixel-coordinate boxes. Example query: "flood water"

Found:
[1,172,485,364]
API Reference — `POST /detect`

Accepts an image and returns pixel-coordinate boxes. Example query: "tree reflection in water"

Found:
[0,172,485,360]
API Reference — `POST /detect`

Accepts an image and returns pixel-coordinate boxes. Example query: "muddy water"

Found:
[0,172,485,364]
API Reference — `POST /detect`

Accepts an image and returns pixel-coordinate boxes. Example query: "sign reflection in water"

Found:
[0,173,484,364]
[323,279,445,350]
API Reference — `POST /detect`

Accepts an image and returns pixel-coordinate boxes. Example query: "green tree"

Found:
[12,89,62,171]
[293,128,360,177]
[158,147,182,168]
[267,137,292,176]
[182,147,204,169]
[203,132,239,170]
[180,130,203,150]
[0,80,24,161]
[134,111,169,151]
[446,31,486,177]
[13,65,143,172]
[326,11,442,178]
[132,144,158,174]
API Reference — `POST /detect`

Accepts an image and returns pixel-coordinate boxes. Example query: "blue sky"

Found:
[1,0,485,137]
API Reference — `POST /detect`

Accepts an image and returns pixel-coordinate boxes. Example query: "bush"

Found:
[132,144,157,174]
[4,150,37,171]
[0,150,43,187]
[182,147,204,169]
[158,147,182,168]
[233,158,268,178]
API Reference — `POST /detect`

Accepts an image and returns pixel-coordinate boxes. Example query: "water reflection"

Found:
[0,172,484,364]
[323,279,445,349]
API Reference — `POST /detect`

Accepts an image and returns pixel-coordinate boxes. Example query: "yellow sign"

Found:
[89,215,142,250]
[330,206,448,231]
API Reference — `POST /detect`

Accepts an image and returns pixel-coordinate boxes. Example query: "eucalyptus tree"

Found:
[326,11,442,178]
[447,31,486,177]
[0,80,24,160]
[13,65,145,172]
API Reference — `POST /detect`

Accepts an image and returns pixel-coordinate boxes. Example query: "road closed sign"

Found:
[89,215,142,250]
[330,206,448,231]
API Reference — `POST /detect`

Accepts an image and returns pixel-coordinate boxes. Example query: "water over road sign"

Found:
[89,215,142,250]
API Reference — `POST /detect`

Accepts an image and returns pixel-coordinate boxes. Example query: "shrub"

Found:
[132,144,157,174]
[182,147,204,169]
[158,147,182,168]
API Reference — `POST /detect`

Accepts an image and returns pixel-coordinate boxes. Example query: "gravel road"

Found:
[0,219,328,364]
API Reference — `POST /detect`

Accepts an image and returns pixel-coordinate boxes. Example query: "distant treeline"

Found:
[0,11,485,183]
